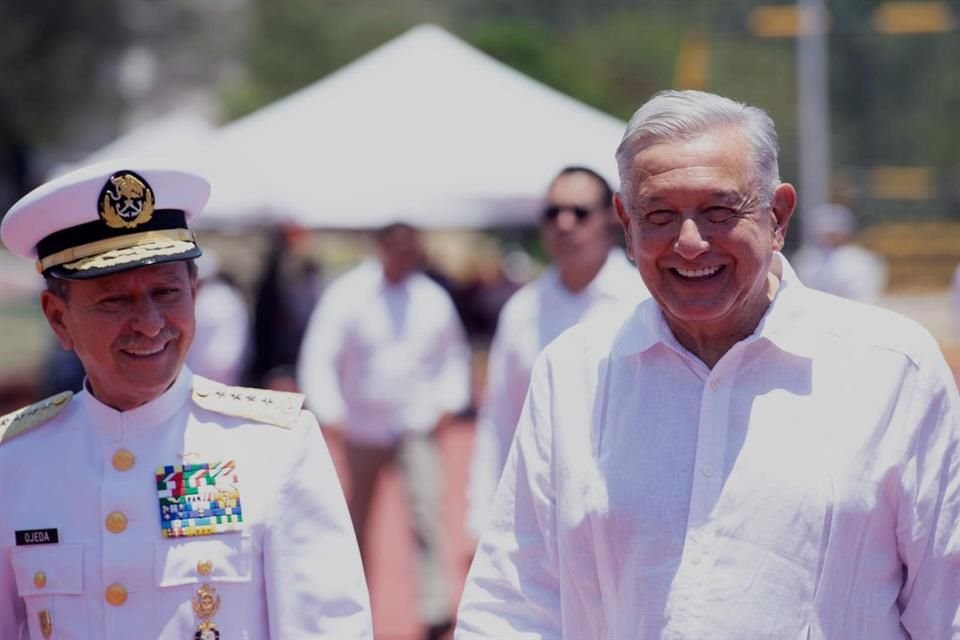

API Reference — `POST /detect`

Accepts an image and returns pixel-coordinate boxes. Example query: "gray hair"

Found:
[615,90,782,208]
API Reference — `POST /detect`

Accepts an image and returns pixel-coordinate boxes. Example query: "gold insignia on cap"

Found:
[99,171,155,229]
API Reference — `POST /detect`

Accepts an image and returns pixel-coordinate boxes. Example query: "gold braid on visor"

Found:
[37,229,197,273]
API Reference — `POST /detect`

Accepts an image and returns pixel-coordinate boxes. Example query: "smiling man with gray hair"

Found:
[455,89,960,639]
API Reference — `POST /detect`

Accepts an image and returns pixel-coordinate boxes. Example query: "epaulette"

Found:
[192,376,303,428]
[0,391,73,445]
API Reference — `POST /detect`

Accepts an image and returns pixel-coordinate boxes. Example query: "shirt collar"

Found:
[612,254,820,360]
[82,366,192,440]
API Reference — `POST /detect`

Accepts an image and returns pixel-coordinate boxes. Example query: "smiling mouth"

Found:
[121,343,167,357]
[673,265,724,279]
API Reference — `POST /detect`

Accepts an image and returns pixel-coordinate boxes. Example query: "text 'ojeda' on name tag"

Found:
[15,529,59,545]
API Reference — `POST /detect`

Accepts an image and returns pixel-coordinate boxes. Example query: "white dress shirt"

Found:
[0,368,372,639]
[466,248,648,537]
[456,258,960,639]
[186,277,251,385]
[298,259,471,445]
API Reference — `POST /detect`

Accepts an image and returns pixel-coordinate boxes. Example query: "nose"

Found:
[674,217,709,260]
[130,298,164,337]
[554,209,579,231]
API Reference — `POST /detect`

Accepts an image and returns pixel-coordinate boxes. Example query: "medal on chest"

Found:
[156,461,244,537]
[193,584,221,640]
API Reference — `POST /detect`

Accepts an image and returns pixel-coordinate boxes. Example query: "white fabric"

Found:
[196,24,625,230]
[791,243,888,303]
[0,368,372,639]
[466,248,648,537]
[297,259,471,445]
[186,278,251,385]
[456,258,960,639]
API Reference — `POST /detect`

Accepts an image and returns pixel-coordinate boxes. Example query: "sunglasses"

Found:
[542,204,597,223]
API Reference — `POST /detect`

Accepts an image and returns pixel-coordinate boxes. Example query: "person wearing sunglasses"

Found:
[465,166,649,543]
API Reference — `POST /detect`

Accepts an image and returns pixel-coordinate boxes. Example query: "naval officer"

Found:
[0,159,372,639]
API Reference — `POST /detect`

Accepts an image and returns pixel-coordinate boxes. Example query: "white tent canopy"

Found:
[197,24,627,229]
[48,110,215,179]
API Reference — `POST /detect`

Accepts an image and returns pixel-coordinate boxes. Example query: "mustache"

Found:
[116,327,181,351]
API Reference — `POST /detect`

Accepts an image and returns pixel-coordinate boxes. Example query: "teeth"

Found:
[676,265,721,278]
[124,345,165,356]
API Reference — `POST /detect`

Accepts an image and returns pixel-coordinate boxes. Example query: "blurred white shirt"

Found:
[186,277,251,385]
[466,248,647,537]
[456,258,960,640]
[792,242,888,304]
[297,259,470,445]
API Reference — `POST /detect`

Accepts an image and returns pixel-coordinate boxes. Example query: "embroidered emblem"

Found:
[156,461,243,538]
[0,391,72,445]
[192,375,303,428]
[98,170,155,229]
[192,584,221,640]
[38,610,53,639]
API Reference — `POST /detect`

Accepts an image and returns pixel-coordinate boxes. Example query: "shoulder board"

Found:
[0,391,73,445]
[192,376,304,429]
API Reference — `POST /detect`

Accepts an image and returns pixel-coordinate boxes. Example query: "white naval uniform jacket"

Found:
[0,368,372,639]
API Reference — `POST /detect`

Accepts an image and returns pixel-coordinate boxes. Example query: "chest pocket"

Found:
[155,533,253,587]
[11,544,87,640]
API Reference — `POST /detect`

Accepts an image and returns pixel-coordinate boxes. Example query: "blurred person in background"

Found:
[185,248,251,385]
[465,166,649,541]
[456,90,960,639]
[297,221,471,640]
[791,202,888,304]
[248,223,325,390]
[0,159,371,638]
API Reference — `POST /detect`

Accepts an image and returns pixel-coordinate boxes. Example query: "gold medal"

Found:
[38,609,52,639]
[192,584,221,640]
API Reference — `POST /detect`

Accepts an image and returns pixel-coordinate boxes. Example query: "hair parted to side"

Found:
[555,166,614,208]
[615,89,782,207]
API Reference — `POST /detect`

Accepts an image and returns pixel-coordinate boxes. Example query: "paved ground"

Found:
[322,420,475,640]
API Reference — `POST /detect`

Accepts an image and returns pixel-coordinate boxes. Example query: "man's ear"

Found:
[770,182,797,251]
[613,192,634,252]
[40,290,74,350]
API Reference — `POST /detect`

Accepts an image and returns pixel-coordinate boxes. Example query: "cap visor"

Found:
[44,239,201,280]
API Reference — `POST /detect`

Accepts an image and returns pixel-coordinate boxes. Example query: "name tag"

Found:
[15,529,59,545]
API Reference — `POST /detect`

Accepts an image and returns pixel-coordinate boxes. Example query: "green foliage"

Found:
[223,0,449,120]
[0,0,125,144]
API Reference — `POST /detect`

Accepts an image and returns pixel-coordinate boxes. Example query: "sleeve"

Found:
[296,286,350,425]
[435,294,472,415]
[465,311,531,539]
[456,354,561,639]
[263,410,372,637]
[896,343,960,635]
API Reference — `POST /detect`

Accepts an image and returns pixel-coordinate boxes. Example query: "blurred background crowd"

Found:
[3,1,960,638]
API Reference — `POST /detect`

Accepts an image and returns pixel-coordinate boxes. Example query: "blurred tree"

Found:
[223,0,450,120]
[0,0,125,208]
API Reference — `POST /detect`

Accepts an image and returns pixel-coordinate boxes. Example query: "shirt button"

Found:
[105,512,128,534]
[702,465,714,477]
[197,560,213,576]
[709,379,720,391]
[33,571,46,589]
[105,583,128,606]
[112,449,135,472]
